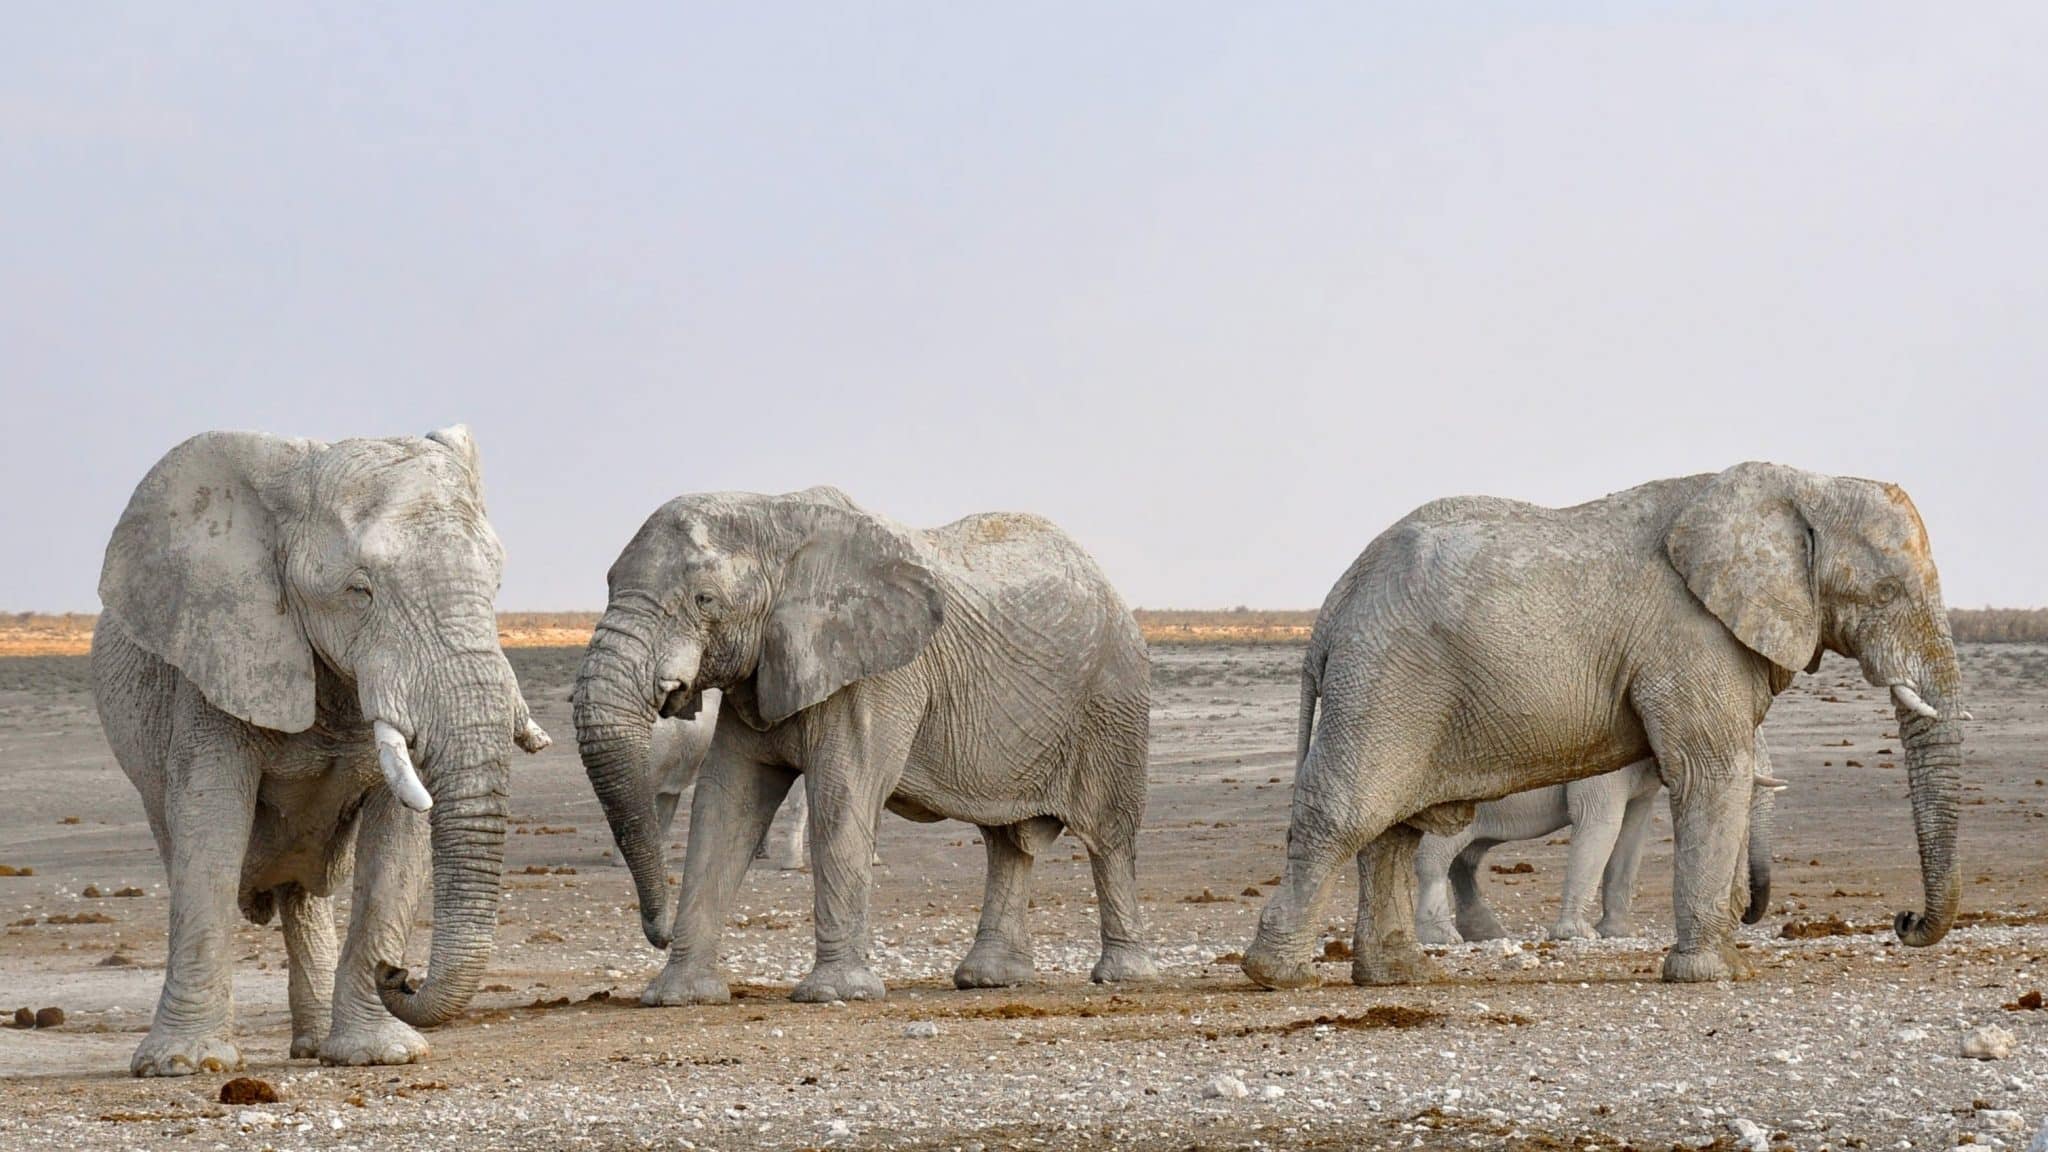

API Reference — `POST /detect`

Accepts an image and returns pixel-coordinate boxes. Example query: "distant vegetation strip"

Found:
[3,607,2043,656]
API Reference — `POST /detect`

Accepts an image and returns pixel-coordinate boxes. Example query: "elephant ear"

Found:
[99,431,320,732]
[425,424,486,502]
[753,499,944,726]
[1665,462,1822,675]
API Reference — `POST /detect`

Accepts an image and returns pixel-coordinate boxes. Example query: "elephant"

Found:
[1243,462,1965,990]
[92,426,550,1076]
[573,487,1156,1005]
[1413,734,1784,945]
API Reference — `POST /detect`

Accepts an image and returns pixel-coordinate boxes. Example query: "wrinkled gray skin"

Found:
[1244,463,1965,990]
[92,427,549,1076]
[574,488,1156,1005]
[1414,734,1781,945]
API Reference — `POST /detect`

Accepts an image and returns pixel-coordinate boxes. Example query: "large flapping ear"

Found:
[99,431,320,732]
[426,424,485,501]
[1665,462,1822,675]
[753,496,944,726]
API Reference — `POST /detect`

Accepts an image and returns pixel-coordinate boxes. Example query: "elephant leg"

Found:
[1243,748,1370,993]
[1448,838,1508,941]
[322,791,433,1065]
[774,777,810,870]
[278,885,337,1059]
[646,754,797,1006]
[1085,831,1157,983]
[1413,827,1473,945]
[1656,745,1756,983]
[1597,789,1659,938]
[131,727,260,1078]
[954,824,1038,988]
[1352,824,1436,985]
[790,720,912,1004]
[1553,782,1630,941]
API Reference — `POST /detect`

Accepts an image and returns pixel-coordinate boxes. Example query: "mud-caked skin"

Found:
[575,489,1156,1005]
[1244,463,1966,990]
[92,427,550,1077]
[1413,736,1781,946]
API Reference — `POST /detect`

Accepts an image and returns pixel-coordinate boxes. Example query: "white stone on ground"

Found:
[1961,1023,2017,1061]
[1202,1074,1249,1100]
[902,1020,939,1039]
[1729,1117,1769,1152]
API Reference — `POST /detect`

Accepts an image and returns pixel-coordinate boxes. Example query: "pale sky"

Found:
[4,4,2043,611]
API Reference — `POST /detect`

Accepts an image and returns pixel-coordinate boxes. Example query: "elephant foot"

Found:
[954,940,1036,989]
[642,963,732,1006]
[1661,947,1735,983]
[1548,916,1599,941]
[1241,940,1320,991]
[1351,942,1439,987]
[1455,908,1509,942]
[1414,917,1463,946]
[319,1019,429,1066]
[1089,943,1158,985]
[792,960,886,1003]
[1596,916,1637,939]
[131,1030,243,1078]
[289,1032,325,1060]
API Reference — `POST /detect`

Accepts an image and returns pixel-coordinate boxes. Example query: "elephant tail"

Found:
[1296,641,1325,770]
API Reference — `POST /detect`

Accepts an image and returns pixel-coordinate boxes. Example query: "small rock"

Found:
[237,1110,278,1127]
[1259,1085,1286,1102]
[1962,1023,2017,1060]
[220,1077,281,1105]
[2029,1117,2048,1152]
[1729,1117,1769,1152]
[33,1007,63,1029]
[902,1020,939,1039]
[1202,1074,1249,1100]
[1978,1110,2026,1133]
[825,1118,852,1140]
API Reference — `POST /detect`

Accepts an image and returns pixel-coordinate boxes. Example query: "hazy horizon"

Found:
[5,5,2044,612]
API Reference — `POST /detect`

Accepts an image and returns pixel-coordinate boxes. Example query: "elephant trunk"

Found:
[377,662,515,1027]
[1893,646,1964,948]
[574,637,670,950]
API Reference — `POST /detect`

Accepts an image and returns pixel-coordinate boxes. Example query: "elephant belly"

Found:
[242,751,378,896]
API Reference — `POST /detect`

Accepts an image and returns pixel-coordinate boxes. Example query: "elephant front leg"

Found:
[791,769,891,1003]
[645,759,796,1006]
[1596,791,1657,938]
[954,825,1037,988]
[1659,759,1755,983]
[278,886,337,1059]
[322,794,432,1066]
[132,752,259,1077]
[1352,824,1437,985]
[1553,799,1629,941]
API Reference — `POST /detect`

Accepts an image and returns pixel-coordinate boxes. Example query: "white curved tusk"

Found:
[373,720,434,812]
[1753,772,1789,790]
[1889,681,1940,721]
[515,717,553,754]
[1959,709,1974,722]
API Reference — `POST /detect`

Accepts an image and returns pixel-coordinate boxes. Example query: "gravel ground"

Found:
[2,644,2046,1150]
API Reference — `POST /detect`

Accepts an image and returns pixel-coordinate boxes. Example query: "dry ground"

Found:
[2,643,2046,1150]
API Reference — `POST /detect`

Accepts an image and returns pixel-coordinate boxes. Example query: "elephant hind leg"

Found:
[1352,824,1437,985]
[1449,838,1509,941]
[1066,691,1155,985]
[278,885,337,1059]
[954,823,1042,988]
[1415,827,1477,945]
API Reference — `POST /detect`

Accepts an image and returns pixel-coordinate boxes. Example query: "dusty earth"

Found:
[1,643,2046,1150]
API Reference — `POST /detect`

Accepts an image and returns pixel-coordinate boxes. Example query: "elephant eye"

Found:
[694,591,718,614]
[345,576,373,602]
[1874,579,1902,604]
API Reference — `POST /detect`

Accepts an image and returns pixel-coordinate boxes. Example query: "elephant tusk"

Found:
[373,720,434,812]
[1889,681,1940,721]
[515,717,553,754]
[1753,772,1789,790]
[1959,709,1974,722]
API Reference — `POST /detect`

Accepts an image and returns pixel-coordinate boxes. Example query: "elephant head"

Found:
[99,425,546,1027]
[572,488,942,948]
[1667,462,1964,946]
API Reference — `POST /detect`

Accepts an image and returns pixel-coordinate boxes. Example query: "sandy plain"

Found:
[1,639,2045,1150]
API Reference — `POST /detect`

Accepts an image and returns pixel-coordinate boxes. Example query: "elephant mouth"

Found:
[657,684,701,720]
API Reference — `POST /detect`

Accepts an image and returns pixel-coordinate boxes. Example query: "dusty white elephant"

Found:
[574,488,1155,1004]
[92,427,549,1076]
[1414,735,1785,945]
[1245,463,1966,990]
